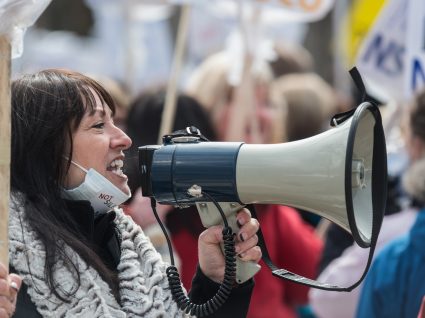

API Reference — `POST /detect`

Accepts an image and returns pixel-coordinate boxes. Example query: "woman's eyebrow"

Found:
[92,108,110,117]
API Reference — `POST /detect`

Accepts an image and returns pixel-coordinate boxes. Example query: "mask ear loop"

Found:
[63,156,88,173]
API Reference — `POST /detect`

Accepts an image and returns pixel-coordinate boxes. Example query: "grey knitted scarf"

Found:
[8,195,190,317]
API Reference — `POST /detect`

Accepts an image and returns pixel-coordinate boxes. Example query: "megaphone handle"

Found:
[196,202,261,284]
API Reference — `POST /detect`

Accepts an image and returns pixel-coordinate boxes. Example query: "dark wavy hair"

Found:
[11,69,119,301]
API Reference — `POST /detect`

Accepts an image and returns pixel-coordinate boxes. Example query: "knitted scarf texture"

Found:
[8,195,191,317]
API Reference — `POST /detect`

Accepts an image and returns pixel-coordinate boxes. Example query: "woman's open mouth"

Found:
[107,159,127,178]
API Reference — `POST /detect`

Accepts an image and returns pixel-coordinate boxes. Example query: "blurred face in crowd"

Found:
[404,127,425,162]
[217,83,277,144]
[403,105,425,163]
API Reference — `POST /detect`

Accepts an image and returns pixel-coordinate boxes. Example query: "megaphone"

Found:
[139,101,387,285]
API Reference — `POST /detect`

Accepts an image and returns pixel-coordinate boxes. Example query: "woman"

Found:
[0,69,261,317]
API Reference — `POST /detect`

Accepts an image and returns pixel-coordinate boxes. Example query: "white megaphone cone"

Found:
[237,101,378,248]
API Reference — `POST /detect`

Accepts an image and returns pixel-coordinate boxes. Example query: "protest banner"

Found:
[355,0,407,103]
[405,0,425,97]
[356,0,425,103]
[169,0,334,22]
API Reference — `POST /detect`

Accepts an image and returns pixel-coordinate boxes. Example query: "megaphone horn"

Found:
[140,102,386,250]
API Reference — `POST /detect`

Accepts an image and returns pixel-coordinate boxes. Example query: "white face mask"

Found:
[62,160,131,213]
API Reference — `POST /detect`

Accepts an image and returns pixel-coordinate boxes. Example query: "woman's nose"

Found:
[111,126,132,150]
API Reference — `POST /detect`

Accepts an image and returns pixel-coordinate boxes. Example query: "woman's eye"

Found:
[92,122,105,129]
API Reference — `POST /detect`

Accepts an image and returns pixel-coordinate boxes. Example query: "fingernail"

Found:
[238,252,245,258]
[236,219,242,228]
[236,218,245,227]
[235,245,240,253]
[10,281,18,292]
[239,232,246,242]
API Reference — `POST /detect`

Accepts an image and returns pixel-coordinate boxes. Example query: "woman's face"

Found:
[216,84,276,143]
[64,94,132,195]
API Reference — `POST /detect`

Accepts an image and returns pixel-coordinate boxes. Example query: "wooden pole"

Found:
[0,35,11,265]
[157,5,191,144]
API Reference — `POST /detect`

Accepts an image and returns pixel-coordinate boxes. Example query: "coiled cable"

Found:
[150,193,237,317]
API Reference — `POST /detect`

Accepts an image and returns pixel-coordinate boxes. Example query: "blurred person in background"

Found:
[356,88,425,318]
[185,51,323,318]
[185,50,283,144]
[268,42,314,79]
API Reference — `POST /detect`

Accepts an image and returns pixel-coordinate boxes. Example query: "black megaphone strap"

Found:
[247,200,382,291]
[331,67,375,127]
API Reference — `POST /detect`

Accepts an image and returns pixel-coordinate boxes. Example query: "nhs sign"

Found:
[356,0,425,103]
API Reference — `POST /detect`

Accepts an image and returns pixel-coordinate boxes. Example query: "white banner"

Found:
[0,0,51,58]
[405,0,425,98]
[356,0,425,103]
[168,0,334,23]
[355,0,407,103]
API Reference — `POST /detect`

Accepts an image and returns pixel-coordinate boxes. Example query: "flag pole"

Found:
[158,4,191,144]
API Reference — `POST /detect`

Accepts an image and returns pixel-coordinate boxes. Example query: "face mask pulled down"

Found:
[62,160,131,214]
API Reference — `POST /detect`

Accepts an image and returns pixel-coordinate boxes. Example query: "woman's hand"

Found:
[198,208,261,283]
[0,263,22,318]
